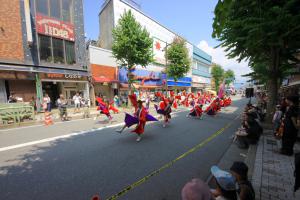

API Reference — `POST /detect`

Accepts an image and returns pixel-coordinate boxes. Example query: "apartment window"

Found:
[36,0,73,22]
[38,34,76,65]
[193,61,197,70]
[36,0,48,16]
[52,38,64,63]
[39,35,52,62]
[65,41,76,64]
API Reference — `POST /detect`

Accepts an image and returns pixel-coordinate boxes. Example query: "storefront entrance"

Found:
[42,82,59,105]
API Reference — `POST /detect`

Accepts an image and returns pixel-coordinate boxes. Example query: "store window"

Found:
[62,0,73,22]
[38,34,76,65]
[36,0,48,16]
[65,41,76,64]
[39,35,52,62]
[50,0,61,19]
[52,38,64,64]
[36,0,73,22]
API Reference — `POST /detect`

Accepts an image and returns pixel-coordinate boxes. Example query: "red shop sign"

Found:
[36,14,75,41]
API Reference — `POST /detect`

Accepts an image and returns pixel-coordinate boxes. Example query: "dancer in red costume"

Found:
[96,97,115,121]
[132,100,147,141]
[116,94,157,142]
[187,103,203,119]
[205,98,218,116]
[154,95,174,127]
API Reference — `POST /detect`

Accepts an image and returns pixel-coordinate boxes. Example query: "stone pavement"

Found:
[252,130,300,200]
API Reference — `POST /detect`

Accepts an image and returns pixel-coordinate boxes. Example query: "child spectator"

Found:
[272,105,282,136]
[210,166,238,200]
[181,178,212,200]
[230,162,255,200]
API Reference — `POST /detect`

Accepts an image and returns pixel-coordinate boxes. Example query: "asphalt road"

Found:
[0,97,247,200]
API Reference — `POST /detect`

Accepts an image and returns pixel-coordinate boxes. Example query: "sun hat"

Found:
[211,166,236,191]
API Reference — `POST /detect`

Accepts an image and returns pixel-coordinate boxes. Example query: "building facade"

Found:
[89,45,119,102]
[0,0,87,107]
[191,46,212,92]
[98,0,196,92]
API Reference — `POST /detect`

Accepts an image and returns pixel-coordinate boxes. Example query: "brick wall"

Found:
[0,0,24,62]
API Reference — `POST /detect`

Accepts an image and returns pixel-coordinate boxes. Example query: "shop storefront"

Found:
[191,75,211,92]
[39,72,89,106]
[91,64,119,101]
[0,71,36,103]
[166,77,192,92]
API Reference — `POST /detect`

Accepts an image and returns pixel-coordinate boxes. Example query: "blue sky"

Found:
[83,0,251,83]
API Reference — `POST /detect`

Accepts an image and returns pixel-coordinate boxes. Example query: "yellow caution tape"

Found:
[106,119,235,200]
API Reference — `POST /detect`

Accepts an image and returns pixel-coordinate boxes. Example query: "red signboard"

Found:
[36,14,75,41]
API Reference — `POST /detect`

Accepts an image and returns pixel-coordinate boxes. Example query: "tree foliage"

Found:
[166,37,191,82]
[224,69,235,85]
[112,10,153,87]
[212,0,300,118]
[211,64,224,91]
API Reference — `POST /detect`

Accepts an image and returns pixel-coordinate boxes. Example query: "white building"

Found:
[98,0,211,92]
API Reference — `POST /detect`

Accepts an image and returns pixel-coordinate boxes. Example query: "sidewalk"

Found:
[252,129,300,200]
[0,106,154,129]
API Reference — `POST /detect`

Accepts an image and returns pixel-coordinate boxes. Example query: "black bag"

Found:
[295,153,300,192]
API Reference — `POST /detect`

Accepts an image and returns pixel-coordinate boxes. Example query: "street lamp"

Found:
[162,42,171,93]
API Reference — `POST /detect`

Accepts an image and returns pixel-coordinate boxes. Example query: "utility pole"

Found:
[163,42,171,95]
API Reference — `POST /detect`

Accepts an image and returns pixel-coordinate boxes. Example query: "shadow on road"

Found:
[0,98,248,200]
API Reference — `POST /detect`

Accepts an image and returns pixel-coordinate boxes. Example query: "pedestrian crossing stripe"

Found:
[106,116,238,200]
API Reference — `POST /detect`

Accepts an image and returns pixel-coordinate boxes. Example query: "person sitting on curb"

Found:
[235,112,262,149]
[181,178,213,200]
[230,161,255,200]
[210,166,238,200]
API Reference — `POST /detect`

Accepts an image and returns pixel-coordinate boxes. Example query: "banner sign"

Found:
[119,68,163,86]
[153,38,167,65]
[36,14,75,41]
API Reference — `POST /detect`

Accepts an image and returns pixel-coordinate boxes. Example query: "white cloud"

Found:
[197,40,252,83]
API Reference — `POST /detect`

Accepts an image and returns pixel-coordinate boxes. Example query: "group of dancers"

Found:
[95,91,232,142]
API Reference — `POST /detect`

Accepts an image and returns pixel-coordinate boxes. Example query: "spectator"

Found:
[30,96,37,113]
[8,94,17,103]
[145,95,150,110]
[272,105,282,136]
[114,95,119,107]
[43,93,51,112]
[73,92,81,113]
[280,96,299,156]
[57,94,68,121]
[210,166,238,200]
[81,98,90,119]
[236,112,262,149]
[181,178,213,200]
[230,162,255,200]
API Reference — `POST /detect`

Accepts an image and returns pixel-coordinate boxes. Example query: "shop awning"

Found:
[93,75,119,83]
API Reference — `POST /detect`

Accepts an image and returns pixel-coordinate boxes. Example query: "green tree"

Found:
[212,0,300,119]
[166,37,191,82]
[112,10,153,91]
[211,64,224,92]
[224,69,235,86]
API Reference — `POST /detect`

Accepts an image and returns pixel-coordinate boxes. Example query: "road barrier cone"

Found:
[44,111,53,126]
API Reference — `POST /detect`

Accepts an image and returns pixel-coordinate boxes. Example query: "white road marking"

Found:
[0,110,188,153]
[0,118,87,132]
